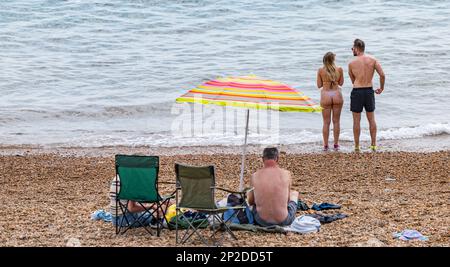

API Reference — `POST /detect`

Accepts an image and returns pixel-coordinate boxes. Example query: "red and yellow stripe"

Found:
[176,75,322,112]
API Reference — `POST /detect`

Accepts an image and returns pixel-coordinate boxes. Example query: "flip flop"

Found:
[354,146,361,152]
[370,145,378,152]
[334,144,340,151]
[323,145,329,152]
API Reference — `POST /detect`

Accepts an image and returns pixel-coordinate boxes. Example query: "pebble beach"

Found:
[1,148,448,247]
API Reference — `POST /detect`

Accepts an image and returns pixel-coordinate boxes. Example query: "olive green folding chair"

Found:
[115,155,173,237]
[174,163,251,246]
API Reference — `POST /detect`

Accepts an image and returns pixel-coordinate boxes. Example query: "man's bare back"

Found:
[251,167,291,224]
[247,147,299,227]
[349,55,379,88]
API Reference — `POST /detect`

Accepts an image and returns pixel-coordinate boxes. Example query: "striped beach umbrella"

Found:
[176,75,321,112]
[176,75,321,189]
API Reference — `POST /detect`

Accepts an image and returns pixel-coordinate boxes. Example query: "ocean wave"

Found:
[378,123,450,140]
[0,102,176,123]
[337,123,450,143]
[3,123,447,148]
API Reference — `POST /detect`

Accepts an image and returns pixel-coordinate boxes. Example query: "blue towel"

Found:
[306,213,348,223]
[311,203,341,211]
[91,209,112,222]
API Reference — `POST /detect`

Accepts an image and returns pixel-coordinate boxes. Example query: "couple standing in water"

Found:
[317,39,386,152]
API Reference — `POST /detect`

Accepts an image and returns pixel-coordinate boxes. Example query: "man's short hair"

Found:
[263,147,279,160]
[354,39,365,52]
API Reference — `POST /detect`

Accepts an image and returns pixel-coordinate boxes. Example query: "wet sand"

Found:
[0,149,448,247]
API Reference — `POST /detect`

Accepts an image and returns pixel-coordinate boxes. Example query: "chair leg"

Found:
[175,192,179,245]
[210,215,223,237]
[116,199,176,237]
[211,214,217,246]
[221,210,240,240]
[156,199,171,237]
[115,199,119,235]
[133,203,158,235]
[210,209,240,245]
[156,204,160,237]
[116,222,120,235]
[175,208,180,244]
[129,210,154,235]
[179,212,209,246]
[179,213,196,244]
[117,203,132,235]
[157,198,172,236]
[120,202,159,236]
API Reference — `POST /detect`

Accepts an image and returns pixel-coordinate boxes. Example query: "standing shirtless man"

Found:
[349,39,386,152]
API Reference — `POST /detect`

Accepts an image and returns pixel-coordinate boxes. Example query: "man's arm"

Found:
[374,60,385,94]
[316,69,323,89]
[348,63,356,85]
[247,174,255,205]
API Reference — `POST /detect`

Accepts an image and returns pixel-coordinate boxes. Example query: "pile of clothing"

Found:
[281,201,348,234]
[91,198,348,235]
[167,210,209,229]
[297,201,342,211]
[393,229,428,241]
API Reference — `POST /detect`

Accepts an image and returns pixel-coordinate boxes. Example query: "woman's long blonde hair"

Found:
[323,52,338,85]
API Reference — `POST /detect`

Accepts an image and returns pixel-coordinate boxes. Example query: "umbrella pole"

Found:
[239,109,250,191]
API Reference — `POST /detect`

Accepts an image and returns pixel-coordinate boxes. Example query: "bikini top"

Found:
[321,67,341,89]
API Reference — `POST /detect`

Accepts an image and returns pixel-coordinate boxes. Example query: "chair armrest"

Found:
[216,187,254,195]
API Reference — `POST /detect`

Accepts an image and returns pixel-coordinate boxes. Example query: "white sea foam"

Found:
[10,123,445,148]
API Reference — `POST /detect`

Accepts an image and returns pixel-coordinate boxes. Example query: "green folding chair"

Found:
[115,154,173,237]
[174,163,251,246]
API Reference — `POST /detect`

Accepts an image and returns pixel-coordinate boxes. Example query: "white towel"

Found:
[284,215,321,234]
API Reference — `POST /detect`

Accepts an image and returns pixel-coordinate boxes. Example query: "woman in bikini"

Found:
[317,52,344,151]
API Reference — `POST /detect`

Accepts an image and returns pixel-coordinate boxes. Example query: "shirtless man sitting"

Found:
[247,147,298,227]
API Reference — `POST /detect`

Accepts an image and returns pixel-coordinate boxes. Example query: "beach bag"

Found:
[223,193,254,224]
[164,204,177,222]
